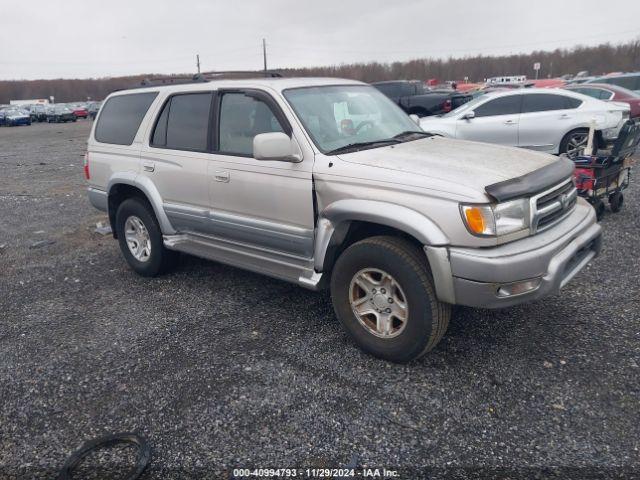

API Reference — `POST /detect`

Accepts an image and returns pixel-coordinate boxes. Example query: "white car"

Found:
[420,88,630,157]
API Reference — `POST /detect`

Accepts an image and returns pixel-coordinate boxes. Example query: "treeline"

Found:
[282,40,640,83]
[1,40,639,103]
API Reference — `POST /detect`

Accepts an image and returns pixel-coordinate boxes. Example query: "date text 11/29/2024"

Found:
[232,468,400,477]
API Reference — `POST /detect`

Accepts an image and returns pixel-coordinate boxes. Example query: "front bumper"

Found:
[426,199,601,308]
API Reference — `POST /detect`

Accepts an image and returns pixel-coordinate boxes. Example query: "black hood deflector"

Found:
[485,157,574,202]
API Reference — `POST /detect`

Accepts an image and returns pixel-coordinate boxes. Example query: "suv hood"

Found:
[336,136,559,192]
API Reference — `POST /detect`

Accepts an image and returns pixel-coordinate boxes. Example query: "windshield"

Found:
[283,85,423,154]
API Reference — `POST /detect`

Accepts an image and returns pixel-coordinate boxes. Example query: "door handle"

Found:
[559,114,571,119]
[143,161,155,172]
[504,119,517,125]
[214,171,230,183]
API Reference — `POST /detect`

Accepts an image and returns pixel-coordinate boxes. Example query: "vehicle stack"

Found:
[0,100,102,126]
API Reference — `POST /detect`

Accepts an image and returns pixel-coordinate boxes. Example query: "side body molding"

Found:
[107,173,176,235]
[314,199,449,272]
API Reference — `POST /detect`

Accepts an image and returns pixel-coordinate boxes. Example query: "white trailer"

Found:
[10,98,49,106]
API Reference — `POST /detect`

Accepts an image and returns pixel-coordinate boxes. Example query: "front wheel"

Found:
[330,236,450,363]
[115,198,179,277]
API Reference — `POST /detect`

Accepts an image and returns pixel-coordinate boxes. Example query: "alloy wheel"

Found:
[565,132,589,158]
[348,268,409,338]
[124,215,152,262]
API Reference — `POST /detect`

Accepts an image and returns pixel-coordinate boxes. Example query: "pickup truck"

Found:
[372,80,472,117]
[86,77,601,363]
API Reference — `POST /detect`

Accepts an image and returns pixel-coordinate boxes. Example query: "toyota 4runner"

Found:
[85,77,602,362]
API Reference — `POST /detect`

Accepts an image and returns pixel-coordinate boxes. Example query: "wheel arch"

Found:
[107,174,175,238]
[558,126,603,155]
[314,199,449,273]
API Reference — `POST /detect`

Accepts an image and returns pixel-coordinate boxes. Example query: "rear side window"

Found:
[571,87,600,99]
[374,83,404,97]
[95,92,157,145]
[606,75,639,91]
[451,95,472,109]
[522,93,580,113]
[151,92,212,151]
[474,95,522,117]
[564,96,583,108]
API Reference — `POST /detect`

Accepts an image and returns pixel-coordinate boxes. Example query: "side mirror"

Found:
[253,132,302,162]
[409,114,420,125]
[462,111,475,120]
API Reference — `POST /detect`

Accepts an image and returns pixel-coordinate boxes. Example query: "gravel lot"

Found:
[0,121,639,479]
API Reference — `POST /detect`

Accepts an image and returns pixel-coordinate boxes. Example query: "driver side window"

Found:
[218,93,285,156]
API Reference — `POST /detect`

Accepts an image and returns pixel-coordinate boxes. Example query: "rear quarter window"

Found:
[606,75,639,91]
[95,92,158,145]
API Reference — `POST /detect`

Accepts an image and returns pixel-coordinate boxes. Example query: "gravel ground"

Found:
[0,121,639,479]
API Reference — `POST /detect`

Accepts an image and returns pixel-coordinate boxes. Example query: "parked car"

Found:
[586,72,640,94]
[28,104,48,122]
[372,80,472,117]
[1,108,32,126]
[564,83,640,119]
[87,102,102,120]
[69,104,89,119]
[565,77,596,85]
[85,77,601,362]
[46,105,76,123]
[420,88,630,158]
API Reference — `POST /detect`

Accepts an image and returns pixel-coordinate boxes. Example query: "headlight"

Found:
[460,198,530,237]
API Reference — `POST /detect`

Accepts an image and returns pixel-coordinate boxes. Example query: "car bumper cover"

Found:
[426,199,602,308]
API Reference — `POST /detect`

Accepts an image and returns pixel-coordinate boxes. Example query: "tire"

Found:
[592,198,605,221]
[115,198,179,277]
[330,236,451,363]
[609,192,624,213]
[560,128,590,159]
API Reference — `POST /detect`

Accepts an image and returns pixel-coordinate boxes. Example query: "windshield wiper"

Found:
[392,130,433,140]
[325,139,400,155]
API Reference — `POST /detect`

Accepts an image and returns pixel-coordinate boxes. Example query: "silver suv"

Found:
[86,77,601,362]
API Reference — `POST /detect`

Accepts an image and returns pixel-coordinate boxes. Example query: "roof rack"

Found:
[199,70,283,79]
[138,70,282,88]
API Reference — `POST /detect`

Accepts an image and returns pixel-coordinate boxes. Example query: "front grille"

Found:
[531,179,577,233]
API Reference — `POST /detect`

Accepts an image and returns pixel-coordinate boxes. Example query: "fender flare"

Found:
[107,173,176,234]
[314,199,449,272]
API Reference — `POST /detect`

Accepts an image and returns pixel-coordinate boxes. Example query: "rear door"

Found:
[455,94,522,146]
[517,93,582,153]
[140,91,214,232]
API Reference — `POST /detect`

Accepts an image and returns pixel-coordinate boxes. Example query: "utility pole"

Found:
[262,38,267,76]
[196,54,201,74]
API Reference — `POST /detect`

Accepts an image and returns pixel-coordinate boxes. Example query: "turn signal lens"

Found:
[464,207,485,234]
[460,199,530,238]
[460,205,495,236]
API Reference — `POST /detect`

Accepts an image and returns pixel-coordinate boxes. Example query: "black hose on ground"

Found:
[57,432,151,480]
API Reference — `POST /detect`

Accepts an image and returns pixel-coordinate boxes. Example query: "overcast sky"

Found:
[1,0,639,80]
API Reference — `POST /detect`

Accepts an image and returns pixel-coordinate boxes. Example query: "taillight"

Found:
[83,152,90,180]
[443,99,452,113]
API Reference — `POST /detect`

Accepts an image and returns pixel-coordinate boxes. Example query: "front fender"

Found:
[314,199,449,272]
[106,173,176,235]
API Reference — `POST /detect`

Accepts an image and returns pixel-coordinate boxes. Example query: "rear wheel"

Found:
[609,192,624,213]
[330,236,450,363]
[115,198,179,277]
[560,129,589,158]
[592,198,605,220]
